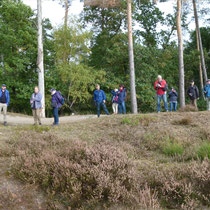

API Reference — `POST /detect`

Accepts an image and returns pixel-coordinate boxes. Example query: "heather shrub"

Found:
[197,142,210,159]
[11,132,142,208]
[179,105,198,112]
[121,117,138,126]
[172,116,192,126]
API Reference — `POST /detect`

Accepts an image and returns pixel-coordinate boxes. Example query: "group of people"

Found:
[0,76,209,125]
[155,75,210,112]
[93,84,127,117]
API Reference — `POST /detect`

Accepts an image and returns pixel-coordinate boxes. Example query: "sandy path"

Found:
[3,114,98,126]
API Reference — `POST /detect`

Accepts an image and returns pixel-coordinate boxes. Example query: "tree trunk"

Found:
[127,0,138,114]
[37,0,45,117]
[63,0,69,63]
[176,0,185,108]
[192,0,208,83]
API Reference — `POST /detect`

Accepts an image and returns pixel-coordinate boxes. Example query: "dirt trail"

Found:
[4,114,97,126]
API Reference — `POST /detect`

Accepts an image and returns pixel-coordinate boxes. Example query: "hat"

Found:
[171,87,175,89]
[50,88,55,93]
[2,84,6,87]
[207,79,210,82]
[190,80,194,83]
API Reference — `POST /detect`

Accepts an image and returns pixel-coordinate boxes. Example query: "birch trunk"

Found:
[176,0,185,108]
[37,0,45,117]
[192,0,208,83]
[127,0,138,114]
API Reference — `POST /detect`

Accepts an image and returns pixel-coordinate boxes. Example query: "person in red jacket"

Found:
[154,75,168,113]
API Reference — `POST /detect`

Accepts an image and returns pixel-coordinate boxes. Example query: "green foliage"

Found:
[162,142,184,156]
[197,142,210,159]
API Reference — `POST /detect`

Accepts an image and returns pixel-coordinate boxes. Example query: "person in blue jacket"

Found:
[30,86,42,125]
[51,88,63,126]
[117,84,127,114]
[168,87,178,112]
[93,84,109,117]
[203,79,210,111]
[0,84,10,126]
[111,88,119,114]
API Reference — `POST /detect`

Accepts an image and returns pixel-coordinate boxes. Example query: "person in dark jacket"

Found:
[0,84,10,126]
[93,84,109,117]
[30,86,42,125]
[168,87,178,112]
[203,79,210,111]
[187,80,199,109]
[117,84,127,114]
[51,88,63,126]
[111,88,119,114]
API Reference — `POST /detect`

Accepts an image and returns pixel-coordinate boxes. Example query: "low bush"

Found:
[172,116,192,126]
[179,105,198,112]
[197,142,210,159]
[162,142,184,156]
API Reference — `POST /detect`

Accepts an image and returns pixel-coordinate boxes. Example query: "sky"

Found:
[23,0,176,26]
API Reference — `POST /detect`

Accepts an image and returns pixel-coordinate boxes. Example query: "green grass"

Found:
[197,142,210,159]
[162,143,184,157]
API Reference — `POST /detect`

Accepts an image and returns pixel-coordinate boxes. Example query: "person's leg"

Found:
[116,104,119,114]
[194,99,198,109]
[32,109,37,125]
[163,94,168,111]
[174,102,177,112]
[97,102,101,117]
[157,95,161,112]
[102,102,109,115]
[112,103,115,114]
[54,108,59,124]
[118,103,122,114]
[37,109,42,124]
[191,99,195,106]
[3,104,7,123]
[122,101,126,114]
[169,102,173,112]
[207,98,210,111]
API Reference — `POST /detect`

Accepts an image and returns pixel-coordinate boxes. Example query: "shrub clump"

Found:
[179,105,198,112]
[172,116,192,126]
[162,142,184,156]
[11,132,150,208]
[197,142,210,159]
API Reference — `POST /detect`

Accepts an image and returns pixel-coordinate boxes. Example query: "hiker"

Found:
[111,88,119,114]
[203,79,210,111]
[51,88,64,126]
[30,86,42,125]
[154,75,168,113]
[187,80,199,109]
[93,84,109,118]
[117,85,127,114]
[168,87,178,112]
[0,84,10,126]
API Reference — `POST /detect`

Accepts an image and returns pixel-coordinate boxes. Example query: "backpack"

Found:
[58,92,65,105]
[112,95,118,103]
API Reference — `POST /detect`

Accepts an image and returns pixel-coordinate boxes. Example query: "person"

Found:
[0,84,10,126]
[203,79,210,111]
[93,84,109,118]
[30,86,42,125]
[187,80,199,109]
[111,88,119,114]
[51,88,64,126]
[154,75,168,113]
[168,87,178,112]
[117,85,127,114]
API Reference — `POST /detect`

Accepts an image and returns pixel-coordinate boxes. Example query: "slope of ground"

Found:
[0,111,210,209]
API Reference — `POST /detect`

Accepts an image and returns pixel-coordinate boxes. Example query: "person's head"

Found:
[171,87,175,91]
[157,75,162,82]
[114,88,118,92]
[2,84,6,91]
[96,84,100,90]
[119,84,124,90]
[34,86,39,94]
[207,79,210,85]
[50,88,56,95]
[190,80,194,86]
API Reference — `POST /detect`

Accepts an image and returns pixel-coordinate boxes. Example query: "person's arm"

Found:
[102,91,106,101]
[174,91,178,96]
[7,91,10,106]
[196,86,199,98]
[93,91,96,102]
[154,81,158,90]
[203,86,207,94]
